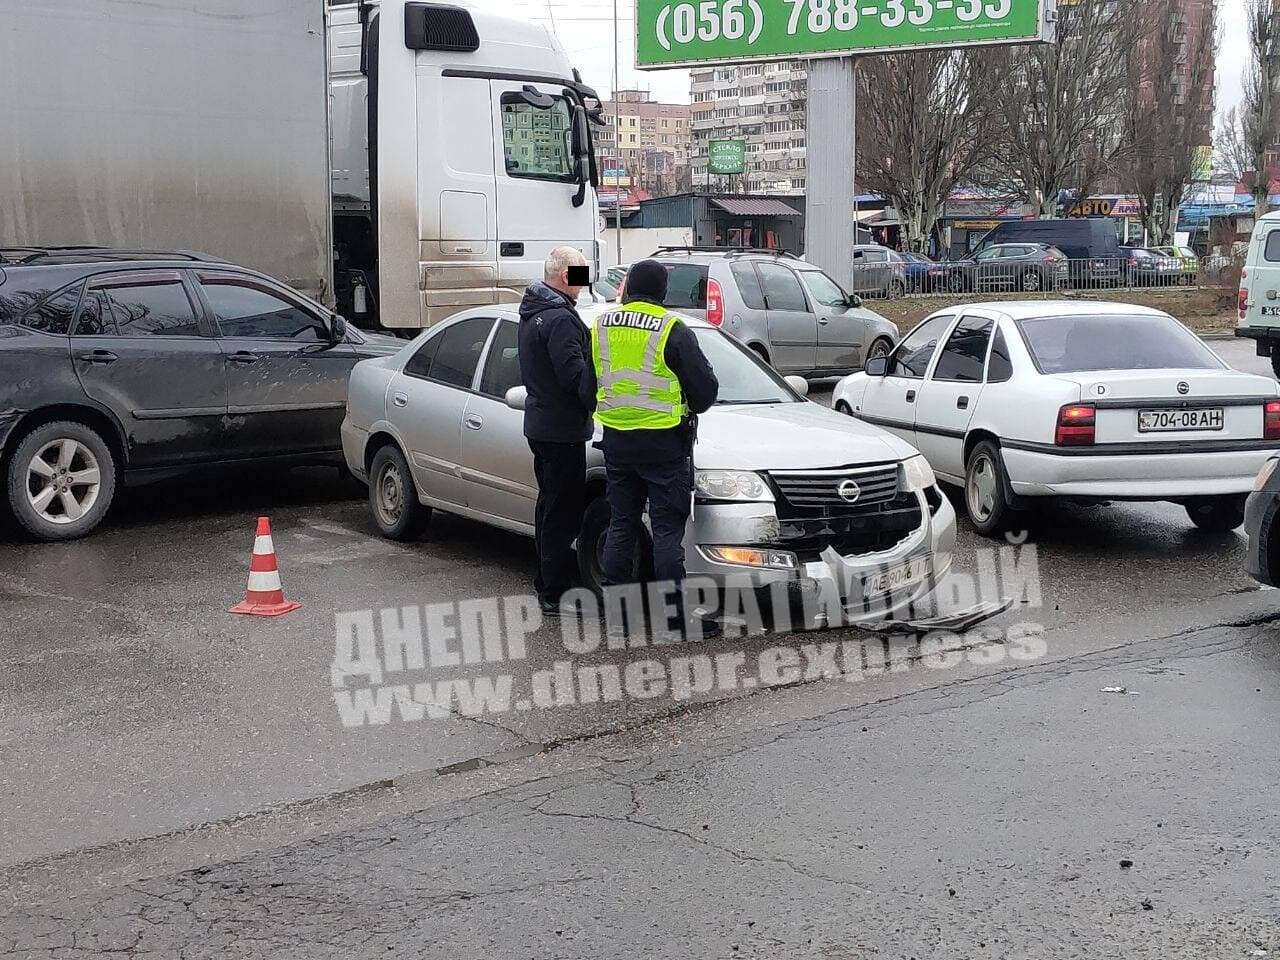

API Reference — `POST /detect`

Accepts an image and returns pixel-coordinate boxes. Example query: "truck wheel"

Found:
[1185,494,1246,532]
[7,421,117,541]
[577,495,653,598]
[964,441,1021,538]
[368,444,430,541]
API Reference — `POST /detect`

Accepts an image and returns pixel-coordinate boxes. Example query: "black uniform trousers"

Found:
[601,456,694,589]
[528,439,587,603]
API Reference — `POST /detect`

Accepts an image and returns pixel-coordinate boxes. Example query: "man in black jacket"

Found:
[518,247,595,616]
[594,259,719,635]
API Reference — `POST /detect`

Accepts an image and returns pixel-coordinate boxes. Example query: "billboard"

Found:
[637,0,1053,68]
[708,139,747,175]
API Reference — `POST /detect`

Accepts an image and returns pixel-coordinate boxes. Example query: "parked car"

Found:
[1152,245,1200,284]
[943,243,1069,293]
[849,244,908,299]
[973,218,1122,289]
[591,264,629,302]
[1121,247,1182,286]
[342,306,956,610]
[831,301,1279,538]
[899,251,947,293]
[0,247,402,540]
[1245,454,1280,585]
[626,248,900,376]
[1236,212,1280,376]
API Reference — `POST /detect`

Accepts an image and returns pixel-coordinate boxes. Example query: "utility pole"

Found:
[613,0,623,266]
[804,57,857,290]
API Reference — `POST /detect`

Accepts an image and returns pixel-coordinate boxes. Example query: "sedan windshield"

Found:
[1017,314,1224,374]
[693,327,800,405]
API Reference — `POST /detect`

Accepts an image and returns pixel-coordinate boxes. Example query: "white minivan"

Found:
[1236,211,1280,376]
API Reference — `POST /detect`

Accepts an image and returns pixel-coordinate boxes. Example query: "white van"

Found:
[1237,210,1280,376]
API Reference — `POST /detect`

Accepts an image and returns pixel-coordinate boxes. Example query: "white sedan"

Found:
[832,301,1280,537]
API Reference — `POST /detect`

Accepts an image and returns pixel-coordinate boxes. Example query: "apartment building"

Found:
[689,61,808,196]
[597,89,693,196]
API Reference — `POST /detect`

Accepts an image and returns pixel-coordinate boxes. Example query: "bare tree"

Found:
[854,49,1004,253]
[1118,0,1217,244]
[1217,0,1278,218]
[984,0,1143,217]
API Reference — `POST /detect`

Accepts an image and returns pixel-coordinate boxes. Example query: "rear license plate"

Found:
[866,557,930,594]
[1137,408,1224,432]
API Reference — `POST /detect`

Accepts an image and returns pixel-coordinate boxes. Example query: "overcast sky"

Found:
[486,0,1249,123]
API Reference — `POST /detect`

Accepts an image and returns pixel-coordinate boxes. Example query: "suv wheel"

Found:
[1020,268,1043,291]
[368,444,430,540]
[7,421,117,541]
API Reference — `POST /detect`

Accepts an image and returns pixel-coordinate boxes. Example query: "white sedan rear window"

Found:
[1017,314,1222,374]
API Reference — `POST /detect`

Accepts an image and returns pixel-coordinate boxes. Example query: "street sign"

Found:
[636,0,1053,68]
[708,139,746,175]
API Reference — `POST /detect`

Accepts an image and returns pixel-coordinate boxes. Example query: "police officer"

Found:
[591,259,718,634]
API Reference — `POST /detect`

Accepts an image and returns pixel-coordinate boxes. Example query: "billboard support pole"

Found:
[613,0,622,266]
[804,56,857,291]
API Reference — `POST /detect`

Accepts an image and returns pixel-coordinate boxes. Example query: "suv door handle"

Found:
[905,389,916,402]
[957,395,969,409]
[464,414,484,430]
[227,351,260,364]
[392,392,408,407]
[77,349,118,364]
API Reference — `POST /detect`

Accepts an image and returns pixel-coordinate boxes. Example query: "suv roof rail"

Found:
[0,247,223,265]
[651,245,799,260]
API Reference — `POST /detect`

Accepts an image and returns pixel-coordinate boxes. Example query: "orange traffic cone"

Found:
[230,517,301,617]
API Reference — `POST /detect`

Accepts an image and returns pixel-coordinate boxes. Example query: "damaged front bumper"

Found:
[686,487,958,625]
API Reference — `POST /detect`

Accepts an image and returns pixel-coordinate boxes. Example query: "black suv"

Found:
[0,248,401,540]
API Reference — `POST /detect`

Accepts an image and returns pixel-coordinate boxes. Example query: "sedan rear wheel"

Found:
[368,444,430,541]
[1185,494,1246,532]
[7,421,116,541]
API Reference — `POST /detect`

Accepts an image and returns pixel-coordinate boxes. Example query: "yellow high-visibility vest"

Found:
[591,300,687,430]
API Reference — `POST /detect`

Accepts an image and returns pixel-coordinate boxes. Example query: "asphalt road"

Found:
[1,336,1278,955]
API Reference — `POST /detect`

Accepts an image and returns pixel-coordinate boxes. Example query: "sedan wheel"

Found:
[866,337,893,363]
[368,445,430,541]
[964,440,1020,538]
[6,421,117,541]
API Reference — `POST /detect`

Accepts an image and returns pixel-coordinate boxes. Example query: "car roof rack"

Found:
[652,245,800,260]
[0,246,223,265]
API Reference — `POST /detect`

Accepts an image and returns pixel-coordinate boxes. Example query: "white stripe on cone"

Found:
[247,570,284,593]
[253,535,274,555]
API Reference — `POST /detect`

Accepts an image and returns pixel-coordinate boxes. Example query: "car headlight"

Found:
[694,470,774,502]
[1254,457,1279,492]
[900,454,936,492]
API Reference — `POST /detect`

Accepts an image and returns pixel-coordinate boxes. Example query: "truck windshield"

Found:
[1017,314,1224,374]
[693,327,800,405]
[500,95,574,181]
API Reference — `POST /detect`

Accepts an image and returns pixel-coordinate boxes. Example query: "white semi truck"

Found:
[0,0,603,330]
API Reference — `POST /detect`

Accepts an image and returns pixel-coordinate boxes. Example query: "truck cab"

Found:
[1236,210,1280,376]
[328,1,603,330]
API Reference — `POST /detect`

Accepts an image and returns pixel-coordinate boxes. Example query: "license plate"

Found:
[866,557,930,594]
[1137,408,1224,432]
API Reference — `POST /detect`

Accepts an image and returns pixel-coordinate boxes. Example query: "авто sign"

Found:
[636,0,1051,68]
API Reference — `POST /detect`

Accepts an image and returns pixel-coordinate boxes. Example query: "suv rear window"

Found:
[0,277,83,334]
[661,263,708,310]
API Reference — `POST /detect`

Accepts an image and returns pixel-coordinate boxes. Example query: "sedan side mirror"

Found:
[784,375,809,397]
[865,355,889,377]
[504,385,528,411]
[330,314,347,343]
[845,293,863,308]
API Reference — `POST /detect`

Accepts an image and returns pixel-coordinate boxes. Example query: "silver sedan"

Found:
[341,307,956,622]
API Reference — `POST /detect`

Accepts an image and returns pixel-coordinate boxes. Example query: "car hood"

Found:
[694,400,918,470]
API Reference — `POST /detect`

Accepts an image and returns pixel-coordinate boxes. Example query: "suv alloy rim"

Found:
[967,454,997,523]
[27,439,101,524]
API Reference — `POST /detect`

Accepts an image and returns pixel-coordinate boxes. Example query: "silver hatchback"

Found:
[641,249,901,377]
[341,307,956,622]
